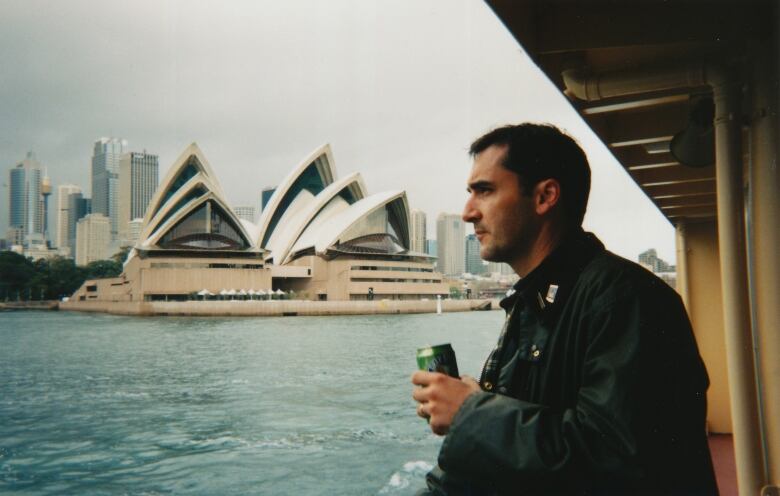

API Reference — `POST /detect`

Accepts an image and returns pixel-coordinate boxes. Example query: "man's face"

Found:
[462,144,539,266]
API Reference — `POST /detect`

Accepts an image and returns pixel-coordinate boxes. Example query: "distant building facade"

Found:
[410,209,427,254]
[436,213,465,276]
[638,248,675,273]
[487,261,515,276]
[638,248,676,288]
[126,219,144,246]
[465,233,486,275]
[8,152,45,248]
[91,137,128,240]
[67,193,92,258]
[76,213,111,265]
[260,187,275,212]
[234,206,256,223]
[425,239,438,270]
[118,151,158,245]
[56,184,82,253]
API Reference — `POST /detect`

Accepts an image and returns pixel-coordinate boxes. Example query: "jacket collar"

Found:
[499,229,604,318]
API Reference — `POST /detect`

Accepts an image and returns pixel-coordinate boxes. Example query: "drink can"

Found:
[416,343,459,378]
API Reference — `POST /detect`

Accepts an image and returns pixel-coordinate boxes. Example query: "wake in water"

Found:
[379,460,433,494]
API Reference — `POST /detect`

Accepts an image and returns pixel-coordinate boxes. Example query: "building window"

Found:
[158,200,249,250]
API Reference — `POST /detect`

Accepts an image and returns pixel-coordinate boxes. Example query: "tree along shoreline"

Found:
[0,249,127,302]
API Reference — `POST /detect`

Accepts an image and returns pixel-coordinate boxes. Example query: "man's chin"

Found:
[480,248,504,264]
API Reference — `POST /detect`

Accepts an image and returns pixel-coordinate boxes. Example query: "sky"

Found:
[0,0,676,263]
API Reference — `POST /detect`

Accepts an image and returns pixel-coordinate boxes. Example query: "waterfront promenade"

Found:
[60,298,499,317]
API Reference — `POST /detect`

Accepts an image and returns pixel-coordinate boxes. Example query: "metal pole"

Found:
[750,44,780,491]
[674,222,690,310]
[710,68,767,495]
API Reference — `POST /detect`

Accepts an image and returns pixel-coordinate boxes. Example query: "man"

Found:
[411,124,717,495]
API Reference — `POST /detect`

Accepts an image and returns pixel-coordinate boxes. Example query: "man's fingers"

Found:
[412,386,430,402]
[416,402,429,419]
[411,370,445,386]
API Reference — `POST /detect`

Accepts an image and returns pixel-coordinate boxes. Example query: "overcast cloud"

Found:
[0,0,676,262]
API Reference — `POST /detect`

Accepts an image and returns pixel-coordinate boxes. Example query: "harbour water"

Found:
[0,310,503,495]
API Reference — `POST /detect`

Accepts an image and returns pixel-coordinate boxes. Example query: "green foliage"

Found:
[111,246,132,265]
[0,252,119,301]
[0,251,35,298]
[85,259,122,279]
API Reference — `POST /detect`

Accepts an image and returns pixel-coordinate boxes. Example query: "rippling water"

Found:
[0,310,502,495]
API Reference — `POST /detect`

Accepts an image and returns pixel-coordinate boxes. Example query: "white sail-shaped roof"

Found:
[135,143,257,253]
[142,143,225,229]
[142,192,255,251]
[256,144,336,249]
[288,190,410,259]
[140,175,215,242]
[271,172,367,265]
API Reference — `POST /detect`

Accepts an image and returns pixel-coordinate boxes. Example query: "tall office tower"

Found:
[260,187,276,212]
[118,151,158,244]
[234,206,256,222]
[56,184,82,252]
[465,233,486,275]
[91,137,128,240]
[8,152,45,248]
[436,213,465,276]
[126,219,144,247]
[76,213,111,266]
[425,239,437,256]
[410,209,427,253]
[67,192,92,258]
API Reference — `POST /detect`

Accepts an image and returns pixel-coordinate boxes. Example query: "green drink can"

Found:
[416,343,459,378]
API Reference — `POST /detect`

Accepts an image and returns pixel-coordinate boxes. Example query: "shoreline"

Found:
[58,298,501,317]
[0,301,59,311]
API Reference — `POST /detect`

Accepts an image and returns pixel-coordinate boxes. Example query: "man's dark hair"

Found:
[469,123,591,226]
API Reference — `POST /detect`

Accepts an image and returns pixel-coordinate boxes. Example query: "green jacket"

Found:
[430,231,718,495]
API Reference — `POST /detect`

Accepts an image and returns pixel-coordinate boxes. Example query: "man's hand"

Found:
[412,372,481,435]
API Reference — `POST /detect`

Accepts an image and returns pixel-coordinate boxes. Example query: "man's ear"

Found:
[534,178,561,216]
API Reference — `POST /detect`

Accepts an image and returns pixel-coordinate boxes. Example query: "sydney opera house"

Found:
[69,143,449,304]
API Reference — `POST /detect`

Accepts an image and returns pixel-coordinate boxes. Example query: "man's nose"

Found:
[462,198,479,223]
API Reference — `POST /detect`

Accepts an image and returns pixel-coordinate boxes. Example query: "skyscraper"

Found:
[260,187,276,212]
[465,233,486,275]
[56,184,82,252]
[126,218,144,247]
[410,209,427,254]
[67,192,92,258]
[234,206,256,222]
[118,151,158,244]
[8,152,45,248]
[91,137,128,240]
[76,213,111,266]
[436,213,465,276]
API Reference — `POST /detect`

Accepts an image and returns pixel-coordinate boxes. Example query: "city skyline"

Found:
[1,0,677,263]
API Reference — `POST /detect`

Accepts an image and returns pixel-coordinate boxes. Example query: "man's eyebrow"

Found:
[467,180,493,191]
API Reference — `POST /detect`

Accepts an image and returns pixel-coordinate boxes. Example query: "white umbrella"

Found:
[197,289,209,296]
[219,289,229,296]
[256,289,266,296]
[275,289,285,295]
[248,289,256,295]
[238,289,248,296]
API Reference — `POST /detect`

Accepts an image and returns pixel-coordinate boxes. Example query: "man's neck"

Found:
[510,224,573,278]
